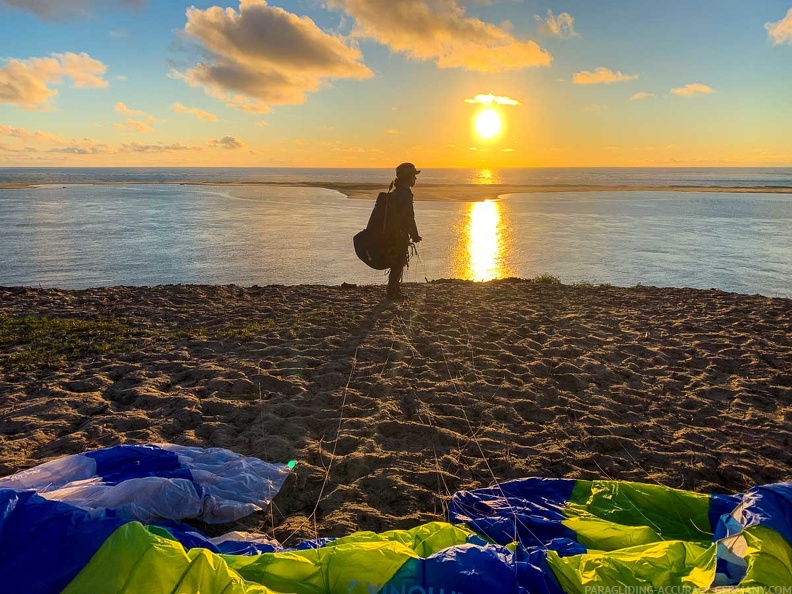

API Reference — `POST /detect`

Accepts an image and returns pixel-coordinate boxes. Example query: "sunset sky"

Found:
[1,0,791,168]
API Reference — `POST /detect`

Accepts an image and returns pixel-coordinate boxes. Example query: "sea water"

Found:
[2,166,792,187]
[0,169,790,296]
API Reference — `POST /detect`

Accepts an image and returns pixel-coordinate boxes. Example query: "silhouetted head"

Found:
[394,162,420,188]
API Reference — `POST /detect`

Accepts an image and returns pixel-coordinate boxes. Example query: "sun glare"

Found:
[474,108,502,140]
[456,200,510,282]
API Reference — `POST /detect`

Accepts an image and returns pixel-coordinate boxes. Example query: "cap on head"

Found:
[395,162,421,178]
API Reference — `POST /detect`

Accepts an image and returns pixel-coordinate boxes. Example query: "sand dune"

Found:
[1,280,790,543]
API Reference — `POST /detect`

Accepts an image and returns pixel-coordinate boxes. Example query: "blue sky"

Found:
[1,0,791,167]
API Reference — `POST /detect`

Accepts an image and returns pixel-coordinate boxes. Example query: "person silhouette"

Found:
[384,162,422,299]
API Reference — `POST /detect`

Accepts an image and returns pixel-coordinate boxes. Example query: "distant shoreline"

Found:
[2,180,792,201]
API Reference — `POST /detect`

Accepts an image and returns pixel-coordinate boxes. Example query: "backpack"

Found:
[353,192,390,270]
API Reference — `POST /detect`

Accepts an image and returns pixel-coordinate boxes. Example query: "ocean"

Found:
[2,166,792,187]
[1,168,790,296]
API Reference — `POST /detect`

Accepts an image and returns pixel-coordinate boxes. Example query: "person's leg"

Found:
[386,248,407,297]
[387,263,403,297]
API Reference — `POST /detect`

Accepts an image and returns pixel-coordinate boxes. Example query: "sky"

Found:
[1,0,791,168]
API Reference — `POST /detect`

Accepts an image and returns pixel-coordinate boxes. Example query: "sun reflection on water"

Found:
[476,169,495,184]
[472,168,503,185]
[457,199,510,282]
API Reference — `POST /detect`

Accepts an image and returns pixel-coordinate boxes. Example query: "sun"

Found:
[474,108,502,140]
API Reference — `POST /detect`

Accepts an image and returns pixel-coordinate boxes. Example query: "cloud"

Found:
[209,136,245,150]
[0,124,32,138]
[670,83,716,97]
[0,126,220,157]
[179,0,373,113]
[385,129,401,135]
[120,141,200,153]
[0,0,144,21]
[3,133,115,154]
[123,118,153,132]
[630,92,655,101]
[58,53,108,88]
[115,102,143,116]
[48,143,113,154]
[766,8,792,45]
[537,10,578,39]
[326,0,551,72]
[171,102,218,121]
[114,103,162,129]
[255,120,269,127]
[0,52,108,109]
[0,123,67,143]
[572,67,638,85]
[464,93,521,106]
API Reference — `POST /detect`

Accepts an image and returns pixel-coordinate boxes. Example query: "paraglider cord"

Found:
[438,346,547,551]
[406,241,421,278]
[409,241,421,263]
[282,346,357,549]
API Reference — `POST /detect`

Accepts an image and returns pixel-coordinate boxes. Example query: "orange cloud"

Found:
[0,124,67,144]
[180,0,373,113]
[630,92,655,101]
[209,136,245,150]
[122,118,154,132]
[572,67,638,85]
[171,102,218,121]
[670,83,716,97]
[766,8,792,45]
[115,102,144,116]
[0,124,32,138]
[48,143,113,154]
[120,142,201,153]
[0,52,108,109]
[327,0,551,72]
[464,94,522,106]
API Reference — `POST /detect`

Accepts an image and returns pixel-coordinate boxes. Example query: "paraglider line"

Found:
[439,345,548,551]
[280,346,358,549]
[390,305,545,550]
[388,304,454,510]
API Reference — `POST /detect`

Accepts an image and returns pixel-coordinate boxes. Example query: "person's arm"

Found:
[408,197,421,242]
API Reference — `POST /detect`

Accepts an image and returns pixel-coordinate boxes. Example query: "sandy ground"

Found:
[0,281,790,543]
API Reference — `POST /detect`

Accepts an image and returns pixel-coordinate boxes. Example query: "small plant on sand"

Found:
[572,280,594,287]
[532,273,561,285]
[167,327,208,341]
[0,314,136,371]
[221,319,277,341]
